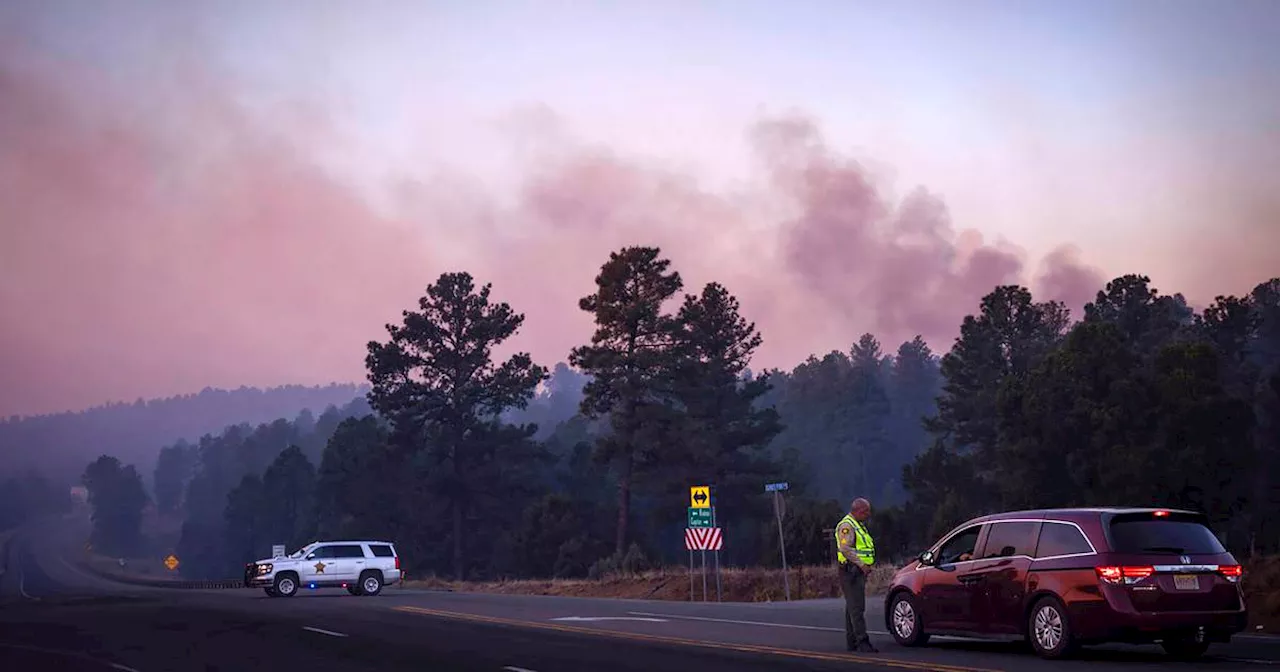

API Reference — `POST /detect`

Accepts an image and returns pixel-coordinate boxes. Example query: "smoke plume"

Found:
[0,32,1134,417]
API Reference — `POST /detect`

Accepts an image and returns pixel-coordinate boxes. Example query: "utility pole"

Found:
[765,482,791,601]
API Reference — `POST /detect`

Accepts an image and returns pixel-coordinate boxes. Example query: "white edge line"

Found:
[550,616,669,622]
[502,667,539,672]
[627,611,842,632]
[110,664,142,672]
[302,626,348,638]
[625,611,982,641]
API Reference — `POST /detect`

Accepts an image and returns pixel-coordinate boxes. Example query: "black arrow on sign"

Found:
[693,490,708,505]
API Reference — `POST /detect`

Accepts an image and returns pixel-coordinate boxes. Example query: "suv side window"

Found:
[332,545,366,559]
[936,525,983,565]
[1035,521,1094,558]
[307,546,336,559]
[369,545,395,558]
[979,521,1040,559]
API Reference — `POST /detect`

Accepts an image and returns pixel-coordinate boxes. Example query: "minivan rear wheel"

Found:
[1161,637,1210,660]
[887,592,929,647]
[1028,597,1076,659]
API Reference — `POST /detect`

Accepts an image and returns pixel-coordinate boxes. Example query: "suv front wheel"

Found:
[273,572,299,598]
[887,592,929,647]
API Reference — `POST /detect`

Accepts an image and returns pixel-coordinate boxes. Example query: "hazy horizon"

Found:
[2,0,1277,417]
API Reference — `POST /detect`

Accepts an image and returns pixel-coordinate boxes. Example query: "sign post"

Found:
[766,481,791,601]
[702,544,708,602]
[690,485,709,602]
[687,484,725,603]
[711,501,722,602]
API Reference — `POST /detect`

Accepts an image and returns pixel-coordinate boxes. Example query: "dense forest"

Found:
[69,245,1280,582]
[0,384,367,483]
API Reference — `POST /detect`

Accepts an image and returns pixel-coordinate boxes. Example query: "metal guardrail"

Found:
[78,559,244,590]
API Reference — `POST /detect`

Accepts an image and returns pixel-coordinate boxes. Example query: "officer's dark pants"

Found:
[840,564,870,650]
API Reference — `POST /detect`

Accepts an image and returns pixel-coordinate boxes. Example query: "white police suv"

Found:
[244,540,402,597]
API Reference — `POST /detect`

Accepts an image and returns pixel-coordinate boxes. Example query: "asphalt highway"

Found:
[3,519,1280,672]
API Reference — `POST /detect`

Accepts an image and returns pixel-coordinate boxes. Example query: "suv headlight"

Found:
[256,563,273,575]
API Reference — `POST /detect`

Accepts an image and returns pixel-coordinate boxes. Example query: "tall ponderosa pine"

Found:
[664,283,783,561]
[314,416,403,541]
[1083,274,1192,354]
[670,282,781,468]
[81,455,149,556]
[366,271,547,579]
[260,446,317,549]
[570,246,684,555]
[153,441,197,514]
[906,285,1069,539]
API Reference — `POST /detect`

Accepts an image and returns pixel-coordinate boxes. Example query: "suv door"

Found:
[301,545,338,585]
[330,544,369,581]
[919,524,987,631]
[967,520,1041,635]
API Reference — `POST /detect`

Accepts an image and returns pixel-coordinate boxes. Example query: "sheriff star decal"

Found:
[314,561,327,574]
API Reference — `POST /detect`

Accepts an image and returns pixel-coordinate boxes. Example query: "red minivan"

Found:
[883,508,1248,660]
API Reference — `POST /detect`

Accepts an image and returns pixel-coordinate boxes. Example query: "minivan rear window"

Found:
[1108,515,1226,555]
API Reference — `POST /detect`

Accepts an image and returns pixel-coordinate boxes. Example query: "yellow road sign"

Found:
[164,554,180,571]
[690,485,711,509]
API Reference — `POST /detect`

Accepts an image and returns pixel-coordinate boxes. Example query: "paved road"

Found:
[3,520,1279,672]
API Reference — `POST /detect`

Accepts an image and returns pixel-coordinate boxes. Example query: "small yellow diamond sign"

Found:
[690,485,710,509]
[164,554,179,571]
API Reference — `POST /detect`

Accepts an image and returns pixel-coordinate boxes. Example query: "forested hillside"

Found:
[0,384,367,482]
[73,245,1280,583]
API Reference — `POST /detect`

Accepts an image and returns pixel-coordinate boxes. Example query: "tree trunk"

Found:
[615,450,632,556]
[453,439,466,581]
[453,500,465,581]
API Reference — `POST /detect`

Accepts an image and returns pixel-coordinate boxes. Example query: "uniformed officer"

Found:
[835,497,877,653]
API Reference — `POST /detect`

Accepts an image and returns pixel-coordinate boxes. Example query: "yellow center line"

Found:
[392,605,1004,672]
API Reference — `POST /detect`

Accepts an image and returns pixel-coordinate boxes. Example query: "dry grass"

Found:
[1245,556,1280,635]
[402,563,900,602]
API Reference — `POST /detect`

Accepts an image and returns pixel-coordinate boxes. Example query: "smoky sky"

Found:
[0,10,1272,418]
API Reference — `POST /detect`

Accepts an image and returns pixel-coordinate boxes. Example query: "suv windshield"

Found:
[1109,516,1226,555]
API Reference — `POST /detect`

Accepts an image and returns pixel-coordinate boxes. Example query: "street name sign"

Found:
[688,507,713,528]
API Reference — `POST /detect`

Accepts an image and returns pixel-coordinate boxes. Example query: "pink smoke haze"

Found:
[0,24,1266,418]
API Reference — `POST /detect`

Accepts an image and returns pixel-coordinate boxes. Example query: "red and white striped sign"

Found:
[685,527,723,551]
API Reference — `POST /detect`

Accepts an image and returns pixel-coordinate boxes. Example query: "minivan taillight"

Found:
[1219,564,1243,582]
[1096,565,1155,584]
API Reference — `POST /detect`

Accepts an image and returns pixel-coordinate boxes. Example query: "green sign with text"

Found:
[688,507,713,528]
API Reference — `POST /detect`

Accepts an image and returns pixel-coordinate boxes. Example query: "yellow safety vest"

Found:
[835,514,875,566]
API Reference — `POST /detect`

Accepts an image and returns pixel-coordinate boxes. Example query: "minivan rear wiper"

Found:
[1141,546,1186,554]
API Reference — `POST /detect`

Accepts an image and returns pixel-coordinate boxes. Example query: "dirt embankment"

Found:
[403,563,901,602]
[1245,556,1280,635]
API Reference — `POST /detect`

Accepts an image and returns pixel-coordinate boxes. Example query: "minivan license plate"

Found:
[1173,574,1199,591]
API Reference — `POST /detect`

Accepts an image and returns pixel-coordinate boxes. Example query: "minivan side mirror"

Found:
[918,550,935,566]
